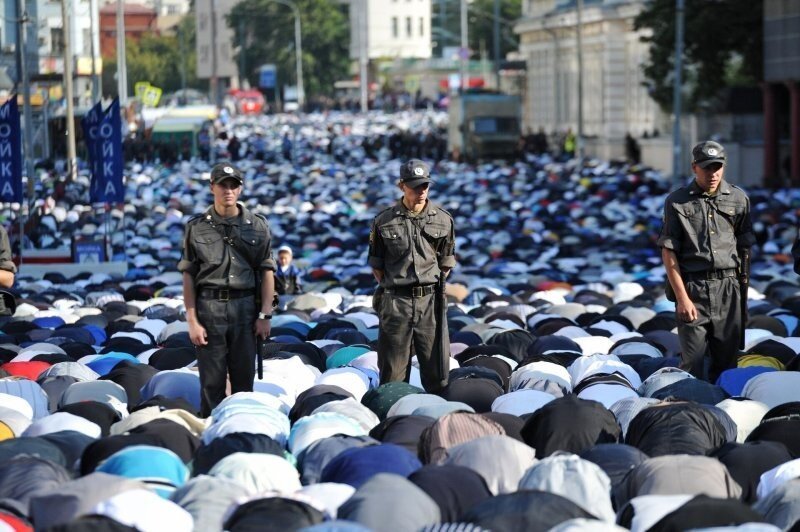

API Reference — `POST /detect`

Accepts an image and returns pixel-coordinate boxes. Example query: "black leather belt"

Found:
[199,287,254,301]
[682,268,737,281]
[385,285,436,298]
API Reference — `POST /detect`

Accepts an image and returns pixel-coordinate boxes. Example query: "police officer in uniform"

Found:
[368,159,456,392]
[659,141,756,382]
[179,163,276,417]
[0,225,16,316]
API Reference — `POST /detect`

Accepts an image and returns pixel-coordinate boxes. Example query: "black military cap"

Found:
[211,162,244,185]
[692,140,726,168]
[399,159,432,188]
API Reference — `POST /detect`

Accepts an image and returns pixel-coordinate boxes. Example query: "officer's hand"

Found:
[254,319,271,340]
[676,297,698,323]
[189,321,208,346]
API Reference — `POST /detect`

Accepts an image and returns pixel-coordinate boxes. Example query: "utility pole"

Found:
[292,1,303,109]
[575,0,584,161]
[359,0,368,113]
[62,0,78,182]
[179,22,187,95]
[238,20,245,89]
[89,0,99,101]
[439,0,447,55]
[210,0,220,107]
[116,0,128,103]
[459,0,468,156]
[15,0,35,197]
[493,0,500,90]
[672,0,685,188]
[459,0,467,93]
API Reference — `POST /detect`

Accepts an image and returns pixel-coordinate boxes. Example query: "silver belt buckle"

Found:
[218,288,230,301]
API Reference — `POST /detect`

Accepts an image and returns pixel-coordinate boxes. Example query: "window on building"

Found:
[406,16,412,37]
[392,17,398,38]
[419,17,424,36]
[51,28,64,55]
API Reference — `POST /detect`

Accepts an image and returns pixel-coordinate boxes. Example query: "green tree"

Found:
[634,0,762,113]
[432,0,521,60]
[102,13,202,98]
[227,0,350,98]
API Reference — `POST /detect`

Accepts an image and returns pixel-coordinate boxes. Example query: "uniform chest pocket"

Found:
[422,223,448,248]
[672,202,703,234]
[714,202,744,233]
[193,230,224,265]
[379,223,408,253]
[239,228,262,264]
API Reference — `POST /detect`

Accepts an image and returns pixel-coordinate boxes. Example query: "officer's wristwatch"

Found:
[258,312,272,320]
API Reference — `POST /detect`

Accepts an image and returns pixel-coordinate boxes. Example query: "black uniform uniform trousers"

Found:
[196,294,257,417]
[377,290,448,393]
[678,275,741,383]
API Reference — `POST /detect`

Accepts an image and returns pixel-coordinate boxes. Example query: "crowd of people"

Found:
[0,110,799,531]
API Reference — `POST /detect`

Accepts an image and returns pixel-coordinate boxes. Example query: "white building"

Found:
[37,0,101,106]
[347,0,432,60]
[515,0,664,159]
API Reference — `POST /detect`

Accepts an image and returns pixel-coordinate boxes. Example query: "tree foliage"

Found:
[102,14,202,98]
[634,0,762,113]
[227,0,350,98]
[432,0,521,60]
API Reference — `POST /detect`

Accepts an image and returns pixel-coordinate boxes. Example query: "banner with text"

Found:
[0,98,22,203]
[82,99,125,203]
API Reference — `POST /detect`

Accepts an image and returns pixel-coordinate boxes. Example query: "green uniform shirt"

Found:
[0,226,16,275]
[178,203,276,289]
[658,180,756,273]
[368,199,456,288]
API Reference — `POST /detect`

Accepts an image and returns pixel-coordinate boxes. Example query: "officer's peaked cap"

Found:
[211,163,244,185]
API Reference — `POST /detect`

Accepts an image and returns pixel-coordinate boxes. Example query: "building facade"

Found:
[33,0,101,108]
[763,0,800,186]
[515,0,663,159]
[99,2,157,57]
[347,0,432,60]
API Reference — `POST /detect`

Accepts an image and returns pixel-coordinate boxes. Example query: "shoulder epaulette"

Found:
[428,202,453,219]
[186,213,205,224]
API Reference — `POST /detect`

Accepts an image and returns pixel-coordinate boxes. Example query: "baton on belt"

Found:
[739,248,751,351]
[257,337,267,380]
[434,272,449,388]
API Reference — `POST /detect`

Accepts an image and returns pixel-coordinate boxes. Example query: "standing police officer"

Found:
[179,163,276,417]
[0,225,16,316]
[368,159,456,392]
[659,141,756,382]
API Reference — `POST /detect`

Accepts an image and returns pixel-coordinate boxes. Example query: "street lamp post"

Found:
[672,0,685,188]
[575,0,584,161]
[116,0,128,104]
[270,0,304,110]
[358,0,368,113]
[15,0,35,197]
[62,0,78,183]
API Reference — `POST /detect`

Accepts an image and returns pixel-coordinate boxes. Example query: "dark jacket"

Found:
[658,180,756,273]
[275,264,303,295]
[368,199,455,288]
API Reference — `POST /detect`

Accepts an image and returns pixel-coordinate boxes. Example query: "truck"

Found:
[447,92,521,161]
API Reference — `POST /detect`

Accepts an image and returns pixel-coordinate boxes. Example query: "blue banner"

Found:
[82,99,124,203]
[0,97,22,203]
[81,100,104,202]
